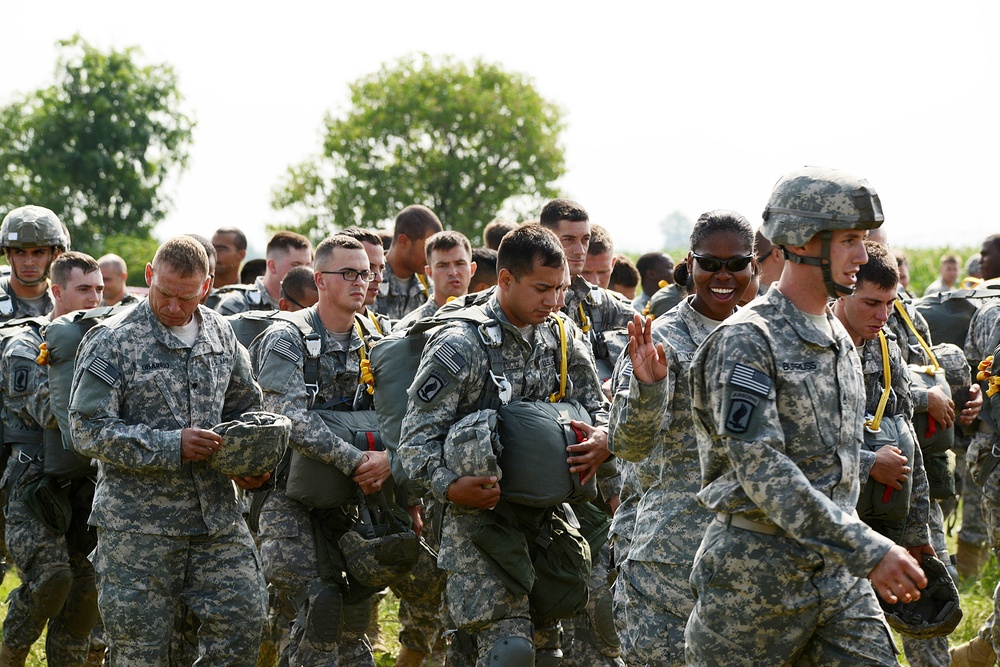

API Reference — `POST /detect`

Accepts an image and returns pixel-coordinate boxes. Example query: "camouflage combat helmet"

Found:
[761,166,884,298]
[879,554,962,640]
[1,205,67,250]
[209,411,290,477]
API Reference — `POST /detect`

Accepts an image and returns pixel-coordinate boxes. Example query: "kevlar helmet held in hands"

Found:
[1,205,68,250]
[879,553,962,640]
[210,411,290,477]
[761,166,884,298]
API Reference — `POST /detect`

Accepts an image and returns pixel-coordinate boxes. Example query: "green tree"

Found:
[272,54,565,240]
[0,35,194,256]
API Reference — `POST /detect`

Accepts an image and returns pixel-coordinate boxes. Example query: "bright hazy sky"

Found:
[4,1,998,256]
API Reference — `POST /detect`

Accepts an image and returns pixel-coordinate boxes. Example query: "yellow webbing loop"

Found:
[416,273,430,298]
[865,331,893,432]
[35,341,49,366]
[893,300,939,370]
[355,319,375,395]
[577,303,591,333]
[548,314,568,403]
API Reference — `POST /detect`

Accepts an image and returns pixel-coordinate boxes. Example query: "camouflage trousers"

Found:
[2,460,98,665]
[561,542,622,667]
[392,500,444,656]
[92,520,267,667]
[613,559,692,667]
[961,431,990,547]
[900,499,951,667]
[976,462,1000,649]
[685,521,898,666]
[445,570,533,667]
[257,491,373,667]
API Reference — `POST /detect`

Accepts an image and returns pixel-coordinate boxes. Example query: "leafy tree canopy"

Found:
[0,35,194,256]
[272,54,565,241]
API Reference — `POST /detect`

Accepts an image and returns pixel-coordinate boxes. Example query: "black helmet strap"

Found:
[780,230,854,299]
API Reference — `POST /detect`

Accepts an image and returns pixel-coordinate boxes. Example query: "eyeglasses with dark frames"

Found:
[691,254,754,273]
[319,269,376,282]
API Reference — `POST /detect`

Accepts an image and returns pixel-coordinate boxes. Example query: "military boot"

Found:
[957,538,991,580]
[950,636,997,667]
[0,644,29,667]
[394,647,428,667]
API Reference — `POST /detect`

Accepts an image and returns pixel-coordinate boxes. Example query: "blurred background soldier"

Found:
[608,255,639,301]
[481,219,518,251]
[212,227,248,289]
[211,231,312,314]
[923,254,961,297]
[469,248,498,294]
[581,225,616,289]
[396,231,476,330]
[97,254,138,307]
[631,252,673,314]
[376,205,443,322]
[279,265,319,313]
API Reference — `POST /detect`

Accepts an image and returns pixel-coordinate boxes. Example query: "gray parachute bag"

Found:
[45,304,136,477]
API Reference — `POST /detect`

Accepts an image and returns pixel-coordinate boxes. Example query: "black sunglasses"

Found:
[691,254,753,273]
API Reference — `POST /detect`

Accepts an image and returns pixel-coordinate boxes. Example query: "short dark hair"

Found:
[587,224,614,256]
[339,227,383,248]
[393,205,443,243]
[214,226,248,251]
[152,237,209,278]
[185,234,217,264]
[314,234,365,270]
[856,240,899,291]
[471,247,498,286]
[482,219,520,250]
[609,255,639,290]
[754,229,775,261]
[539,199,588,229]
[497,225,565,279]
[240,258,267,284]
[673,210,754,287]
[281,265,318,304]
[51,251,99,287]
[425,230,472,260]
[266,231,312,258]
[378,230,392,250]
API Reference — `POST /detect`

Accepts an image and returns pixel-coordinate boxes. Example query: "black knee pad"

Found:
[300,581,343,645]
[63,574,99,637]
[486,636,535,666]
[590,588,620,650]
[33,565,73,619]
[341,596,372,635]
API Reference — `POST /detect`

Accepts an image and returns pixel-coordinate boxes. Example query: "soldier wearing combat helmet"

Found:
[685,166,927,666]
[0,205,68,321]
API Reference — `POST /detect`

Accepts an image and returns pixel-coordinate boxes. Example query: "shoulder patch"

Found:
[272,337,301,363]
[729,362,772,397]
[725,392,760,433]
[434,342,467,375]
[12,366,28,393]
[87,356,121,386]
[416,369,449,403]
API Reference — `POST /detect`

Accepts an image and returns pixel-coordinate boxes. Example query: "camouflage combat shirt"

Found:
[399,295,609,572]
[689,285,895,577]
[374,261,430,322]
[69,300,263,535]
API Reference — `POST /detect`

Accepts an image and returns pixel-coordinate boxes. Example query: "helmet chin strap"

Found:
[781,231,855,300]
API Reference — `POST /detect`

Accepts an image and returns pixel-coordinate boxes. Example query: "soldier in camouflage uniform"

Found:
[610,210,756,666]
[250,235,387,667]
[0,252,104,666]
[398,225,611,667]
[0,206,67,601]
[686,167,927,666]
[375,205,442,322]
[395,231,476,332]
[339,228,392,336]
[68,237,268,666]
[210,231,312,315]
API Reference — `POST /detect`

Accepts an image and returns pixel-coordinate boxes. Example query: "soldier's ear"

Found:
[145,263,154,287]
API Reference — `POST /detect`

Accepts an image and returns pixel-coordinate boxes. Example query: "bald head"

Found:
[98,253,129,305]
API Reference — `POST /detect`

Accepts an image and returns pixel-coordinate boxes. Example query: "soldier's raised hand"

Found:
[627,314,667,384]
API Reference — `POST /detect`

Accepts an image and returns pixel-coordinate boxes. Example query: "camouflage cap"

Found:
[879,554,962,640]
[1,205,67,250]
[443,409,502,481]
[761,166,884,247]
[210,411,290,477]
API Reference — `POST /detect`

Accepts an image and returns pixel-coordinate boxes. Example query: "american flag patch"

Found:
[272,338,301,363]
[730,363,771,397]
[88,356,120,386]
[434,343,466,375]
